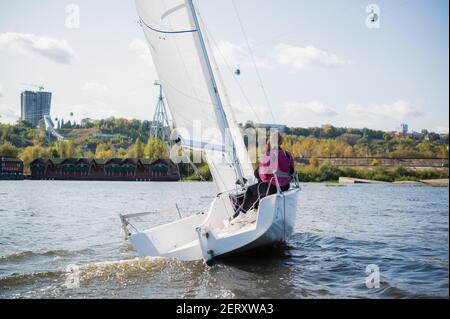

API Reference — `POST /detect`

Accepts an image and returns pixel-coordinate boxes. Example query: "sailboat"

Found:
[120,0,300,263]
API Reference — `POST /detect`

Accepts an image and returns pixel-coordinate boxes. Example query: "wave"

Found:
[0,270,63,289]
[0,257,204,290]
[0,248,95,262]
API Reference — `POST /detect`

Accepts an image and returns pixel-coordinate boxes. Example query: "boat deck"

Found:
[215,210,258,238]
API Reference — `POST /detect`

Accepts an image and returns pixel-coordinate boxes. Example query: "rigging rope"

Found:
[205,30,262,124]
[231,0,277,124]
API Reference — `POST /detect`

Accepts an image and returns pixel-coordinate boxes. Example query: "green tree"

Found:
[56,141,78,158]
[95,144,114,158]
[0,142,19,157]
[320,140,336,157]
[18,145,52,174]
[371,159,380,166]
[309,156,319,168]
[144,137,169,160]
[427,133,441,142]
[336,133,361,146]
[133,139,144,158]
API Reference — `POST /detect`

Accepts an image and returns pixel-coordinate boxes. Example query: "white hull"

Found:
[128,188,299,263]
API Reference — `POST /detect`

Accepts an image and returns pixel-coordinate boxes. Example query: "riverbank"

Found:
[297,162,449,183]
[4,163,449,186]
[339,177,449,186]
[6,162,449,186]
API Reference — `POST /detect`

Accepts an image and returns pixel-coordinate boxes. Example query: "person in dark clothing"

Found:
[231,132,294,220]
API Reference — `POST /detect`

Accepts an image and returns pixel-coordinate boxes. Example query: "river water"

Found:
[0,181,448,299]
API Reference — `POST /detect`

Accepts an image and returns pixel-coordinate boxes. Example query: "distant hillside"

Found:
[1,118,448,169]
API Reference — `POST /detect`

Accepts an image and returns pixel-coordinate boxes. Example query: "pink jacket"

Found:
[258,149,294,187]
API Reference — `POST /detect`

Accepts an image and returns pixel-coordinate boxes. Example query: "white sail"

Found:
[194,4,256,186]
[135,0,248,192]
[125,0,300,264]
[198,14,256,183]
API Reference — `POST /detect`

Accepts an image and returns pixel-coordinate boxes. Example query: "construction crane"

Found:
[21,83,46,91]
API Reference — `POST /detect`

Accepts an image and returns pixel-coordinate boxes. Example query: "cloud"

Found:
[82,82,109,92]
[0,104,20,123]
[0,32,77,65]
[284,101,338,117]
[346,100,424,120]
[275,44,350,71]
[129,38,154,68]
[0,84,3,98]
[432,126,449,134]
[214,41,271,69]
[231,102,269,121]
[61,104,121,122]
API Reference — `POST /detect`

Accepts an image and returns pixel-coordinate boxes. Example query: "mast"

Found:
[186,0,245,185]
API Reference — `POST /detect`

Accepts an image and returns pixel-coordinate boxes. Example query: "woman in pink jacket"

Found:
[232,132,294,219]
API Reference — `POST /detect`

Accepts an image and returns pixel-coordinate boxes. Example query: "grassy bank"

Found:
[297,162,449,183]
[182,162,448,183]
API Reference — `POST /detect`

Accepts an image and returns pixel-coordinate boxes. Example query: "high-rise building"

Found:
[20,90,52,127]
[400,123,409,136]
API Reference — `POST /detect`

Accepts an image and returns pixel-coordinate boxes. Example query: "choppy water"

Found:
[0,181,448,299]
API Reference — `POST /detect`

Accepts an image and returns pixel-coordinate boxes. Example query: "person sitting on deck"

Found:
[231,132,295,220]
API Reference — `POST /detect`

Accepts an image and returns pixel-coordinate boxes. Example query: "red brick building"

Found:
[30,158,180,181]
[0,157,24,180]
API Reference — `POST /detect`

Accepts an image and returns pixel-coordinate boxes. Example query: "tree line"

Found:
[241,122,448,159]
[1,119,449,177]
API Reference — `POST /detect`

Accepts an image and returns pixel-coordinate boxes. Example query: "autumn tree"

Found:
[56,141,78,158]
[309,156,319,168]
[145,137,169,160]
[0,142,19,157]
[133,139,144,158]
[292,137,318,158]
[95,144,114,158]
[18,145,52,174]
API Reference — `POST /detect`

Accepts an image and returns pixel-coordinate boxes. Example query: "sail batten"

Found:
[139,17,198,34]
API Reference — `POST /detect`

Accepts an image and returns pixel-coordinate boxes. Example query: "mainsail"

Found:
[195,10,256,184]
[135,0,254,192]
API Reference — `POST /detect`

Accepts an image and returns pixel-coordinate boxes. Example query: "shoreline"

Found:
[2,178,448,186]
[338,177,449,186]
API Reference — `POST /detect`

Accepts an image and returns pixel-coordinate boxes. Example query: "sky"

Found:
[0,0,448,133]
